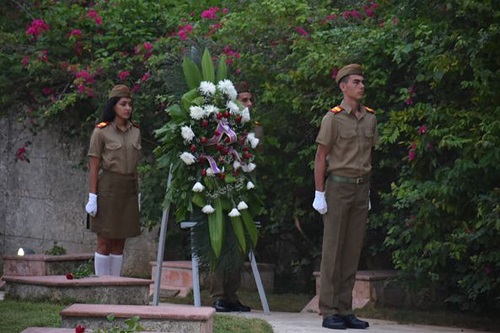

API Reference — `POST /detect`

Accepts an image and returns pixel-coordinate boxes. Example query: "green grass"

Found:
[0,298,273,333]
[2,292,499,332]
[0,300,65,333]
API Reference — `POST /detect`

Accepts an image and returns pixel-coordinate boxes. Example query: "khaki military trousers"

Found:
[319,177,370,318]
[210,266,242,303]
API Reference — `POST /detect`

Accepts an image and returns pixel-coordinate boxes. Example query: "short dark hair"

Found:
[234,81,251,94]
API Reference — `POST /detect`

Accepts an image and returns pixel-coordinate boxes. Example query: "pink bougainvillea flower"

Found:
[331,67,339,81]
[87,10,98,18]
[295,26,308,36]
[201,7,220,20]
[75,324,86,333]
[325,14,336,21]
[177,24,193,40]
[418,124,427,135]
[118,70,130,81]
[143,41,153,51]
[408,149,416,161]
[69,29,82,38]
[16,147,27,161]
[21,55,30,67]
[26,19,50,40]
[394,17,400,25]
[42,87,52,96]
[405,98,413,105]
[132,84,140,93]
[141,72,150,82]
[87,9,103,25]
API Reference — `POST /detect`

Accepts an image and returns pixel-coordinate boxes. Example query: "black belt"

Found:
[329,174,369,184]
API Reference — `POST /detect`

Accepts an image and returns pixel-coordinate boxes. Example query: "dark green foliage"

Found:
[2,0,499,311]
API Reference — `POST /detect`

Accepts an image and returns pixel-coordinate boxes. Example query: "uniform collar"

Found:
[111,120,133,132]
[340,100,367,117]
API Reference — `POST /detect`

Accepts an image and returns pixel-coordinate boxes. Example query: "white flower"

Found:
[206,167,215,177]
[202,205,215,214]
[180,152,196,165]
[204,104,219,115]
[217,79,238,100]
[246,133,260,149]
[247,181,255,189]
[189,106,205,120]
[233,160,241,170]
[242,162,256,172]
[228,208,241,217]
[227,101,240,114]
[237,201,248,210]
[199,81,216,96]
[181,126,195,142]
[241,108,251,123]
[192,182,205,192]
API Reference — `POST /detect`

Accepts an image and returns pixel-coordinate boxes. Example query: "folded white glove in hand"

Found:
[85,193,97,217]
[312,191,328,215]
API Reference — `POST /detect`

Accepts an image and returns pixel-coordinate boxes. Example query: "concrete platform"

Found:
[3,275,152,304]
[60,303,215,333]
[3,253,94,276]
[150,260,275,297]
[301,270,403,313]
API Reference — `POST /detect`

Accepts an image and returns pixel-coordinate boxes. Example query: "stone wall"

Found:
[0,113,159,277]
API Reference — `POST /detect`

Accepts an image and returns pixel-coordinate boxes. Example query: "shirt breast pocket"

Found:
[339,129,357,149]
[364,130,374,148]
[104,142,122,164]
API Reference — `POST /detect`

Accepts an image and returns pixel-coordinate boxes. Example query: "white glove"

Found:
[312,191,328,215]
[368,190,371,211]
[138,193,141,212]
[85,193,97,217]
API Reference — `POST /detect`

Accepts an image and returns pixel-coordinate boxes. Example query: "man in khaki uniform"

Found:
[209,81,254,313]
[313,64,378,330]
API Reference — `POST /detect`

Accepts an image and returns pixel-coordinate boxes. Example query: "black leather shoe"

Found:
[343,314,369,329]
[322,315,346,330]
[211,299,233,312]
[231,300,251,312]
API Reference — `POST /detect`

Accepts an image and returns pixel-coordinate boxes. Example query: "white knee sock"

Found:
[94,252,110,276]
[109,254,123,276]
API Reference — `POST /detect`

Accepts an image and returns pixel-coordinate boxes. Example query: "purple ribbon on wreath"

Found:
[202,119,238,174]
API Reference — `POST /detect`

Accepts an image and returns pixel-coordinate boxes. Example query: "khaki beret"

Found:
[108,84,131,99]
[335,64,363,84]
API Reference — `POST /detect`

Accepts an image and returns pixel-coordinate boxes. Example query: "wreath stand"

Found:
[180,221,270,314]
[151,166,270,314]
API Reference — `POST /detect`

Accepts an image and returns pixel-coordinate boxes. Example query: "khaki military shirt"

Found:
[315,100,378,177]
[88,121,142,174]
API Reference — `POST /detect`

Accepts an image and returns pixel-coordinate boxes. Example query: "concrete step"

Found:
[3,275,152,305]
[301,270,403,313]
[21,329,164,333]
[60,303,215,333]
[3,253,94,276]
[150,260,275,296]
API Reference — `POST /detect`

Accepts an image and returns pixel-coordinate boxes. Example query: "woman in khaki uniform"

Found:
[85,85,141,276]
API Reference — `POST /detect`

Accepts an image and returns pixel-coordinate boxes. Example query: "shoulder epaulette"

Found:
[132,122,140,128]
[330,106,344,114]
[96,122,109,128]
[365,106,375,114]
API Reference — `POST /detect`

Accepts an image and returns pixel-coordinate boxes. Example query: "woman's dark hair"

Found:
[101,97,119,122]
